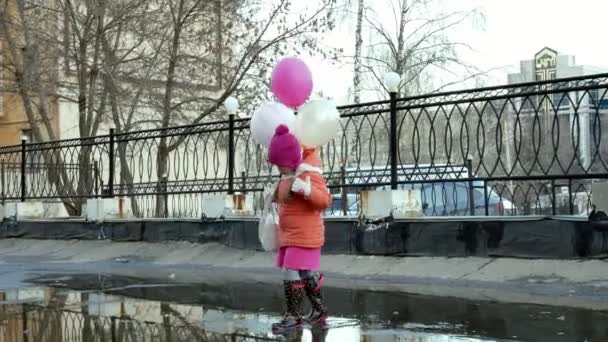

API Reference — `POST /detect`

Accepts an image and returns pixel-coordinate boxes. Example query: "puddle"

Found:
[0,273,606,341]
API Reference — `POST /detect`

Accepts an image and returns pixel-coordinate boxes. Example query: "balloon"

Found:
[271,57,313,108]
[250,102,295,147]
[293,99,341,147]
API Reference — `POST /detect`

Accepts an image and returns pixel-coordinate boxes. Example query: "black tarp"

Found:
[354,218,608,258]
[323,219,358,254]
[0,220,99,240]
[1,217,606,259]
[224,219,261,250]
[102,221,144,241]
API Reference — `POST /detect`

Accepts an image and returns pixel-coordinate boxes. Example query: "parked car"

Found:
[324,163,516,217]
[410,181,515,216]
[326,182,515,217]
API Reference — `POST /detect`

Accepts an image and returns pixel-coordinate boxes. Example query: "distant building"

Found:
[508,47,607,83]
[505,47,608,171]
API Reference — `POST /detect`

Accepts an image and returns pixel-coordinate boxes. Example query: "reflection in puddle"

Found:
[0,286,501,342]
[4,272,608,341]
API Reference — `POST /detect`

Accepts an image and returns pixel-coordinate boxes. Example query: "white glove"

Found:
[291,176,312,197]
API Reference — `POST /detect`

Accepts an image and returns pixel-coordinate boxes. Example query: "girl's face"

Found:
[278,166,295,175]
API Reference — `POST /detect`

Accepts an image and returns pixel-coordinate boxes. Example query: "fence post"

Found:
[466,158,475,216]
[1,161,5,205]
[111,316,117,342]
[22,306,28,342]
[162,173,169,218]
[568,178,574,215]
[340,165,347,216]
[227,114,235,194]
[389,91,398,190]
[240,171,246,192]
[94,161,100,198]
[483,180,489,216]
[108,128,115,198]
[20,136,27,202]
[551,179,557,216]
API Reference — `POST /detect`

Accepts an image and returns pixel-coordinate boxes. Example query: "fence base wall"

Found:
[0,217,606,259]
[2,201,70,220]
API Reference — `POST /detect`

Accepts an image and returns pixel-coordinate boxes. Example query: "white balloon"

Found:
[293,99,341,147]
[250,102,296,147]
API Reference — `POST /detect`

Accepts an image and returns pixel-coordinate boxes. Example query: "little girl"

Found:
[267,125,332,332]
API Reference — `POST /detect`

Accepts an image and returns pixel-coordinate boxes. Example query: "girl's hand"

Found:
[291,176,312,197]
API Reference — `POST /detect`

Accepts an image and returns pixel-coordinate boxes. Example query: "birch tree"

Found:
[353,0,364,104]
[337,0,484,170]
[146,0,333,212]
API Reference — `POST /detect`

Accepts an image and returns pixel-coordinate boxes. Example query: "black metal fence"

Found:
[1,73,608,218]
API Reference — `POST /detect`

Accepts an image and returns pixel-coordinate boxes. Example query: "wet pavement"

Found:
[0,273,606,341]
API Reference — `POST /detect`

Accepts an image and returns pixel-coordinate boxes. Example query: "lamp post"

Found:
[107,123,116,198]
[20,135,28,202]
[224,96,239,194]
[384,72,400,190]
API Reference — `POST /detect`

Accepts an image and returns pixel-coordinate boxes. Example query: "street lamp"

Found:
[224,96,239,194]
[384,72,401,190]
[224,96,239,115]
[383,72,401,93]
[20,135,29,202]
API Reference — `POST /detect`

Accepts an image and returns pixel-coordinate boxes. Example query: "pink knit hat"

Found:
[268,125,302,169]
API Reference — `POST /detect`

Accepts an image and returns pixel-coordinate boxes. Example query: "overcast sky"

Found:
[454,0,608,78]
[305,0,608,104]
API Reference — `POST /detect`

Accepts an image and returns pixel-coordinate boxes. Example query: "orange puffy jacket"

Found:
[275,149,332,248]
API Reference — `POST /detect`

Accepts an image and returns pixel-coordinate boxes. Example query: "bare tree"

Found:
[1,0,338,216]
[353,0,364,104]
[1,0,83,214]
[360,0,483,98]
[141,0,337,215]
[0,0,60,143]
[0,0,158,214]
[333,0,484,169]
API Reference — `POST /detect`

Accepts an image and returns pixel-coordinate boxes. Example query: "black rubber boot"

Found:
[303,273,328,326]
[272,280,305,333]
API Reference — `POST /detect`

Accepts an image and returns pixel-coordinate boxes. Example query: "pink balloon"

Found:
[271,57,313,108]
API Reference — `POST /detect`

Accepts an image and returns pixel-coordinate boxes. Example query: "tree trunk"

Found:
[0,0,80,214]
[156,0,184,217]
[353,0,364,104]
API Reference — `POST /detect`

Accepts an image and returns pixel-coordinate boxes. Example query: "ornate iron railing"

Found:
[1,73,608,217]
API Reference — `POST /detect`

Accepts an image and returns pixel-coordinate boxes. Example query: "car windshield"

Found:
[326,179,513,216]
